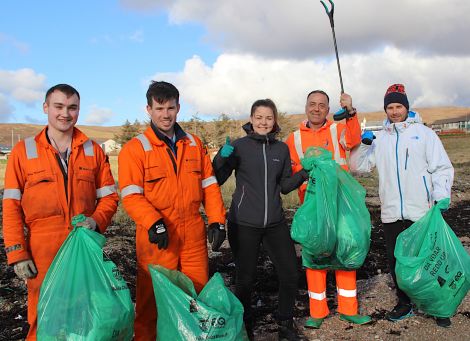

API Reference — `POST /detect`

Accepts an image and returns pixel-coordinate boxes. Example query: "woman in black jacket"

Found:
[213,99,307,341]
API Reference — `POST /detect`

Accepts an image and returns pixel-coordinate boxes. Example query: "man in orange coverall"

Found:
[286,90,371,328]
[118,81,226,340]
[2,83,119,340]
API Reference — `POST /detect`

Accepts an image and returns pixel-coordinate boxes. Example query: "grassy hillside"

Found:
[0,106,468,149]
[0,124,121,147]
[289,106,470,127]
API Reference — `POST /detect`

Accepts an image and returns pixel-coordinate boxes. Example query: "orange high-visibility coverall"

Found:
[2,127,119,340]
[286,117,362,318]
[118,125,226,341]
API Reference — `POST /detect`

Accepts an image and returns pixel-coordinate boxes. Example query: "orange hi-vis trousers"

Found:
[306,268,358,318]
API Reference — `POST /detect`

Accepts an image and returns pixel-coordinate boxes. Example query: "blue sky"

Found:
[2,0,470,126]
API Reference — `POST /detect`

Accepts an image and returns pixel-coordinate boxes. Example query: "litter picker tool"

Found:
[320,0,353,121]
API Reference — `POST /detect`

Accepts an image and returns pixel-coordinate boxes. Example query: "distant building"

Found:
[0,144,11,160]
[360,117,383,132]
[431,114,470,133]
[99,139,121,154]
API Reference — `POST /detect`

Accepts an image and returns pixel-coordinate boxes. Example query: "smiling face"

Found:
[385,103,408,123]
[147,97,180,137]
[43,90,80,135]
[250,105,275,135]
[305,92,329,129]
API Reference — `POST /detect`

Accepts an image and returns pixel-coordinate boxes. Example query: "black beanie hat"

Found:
[384,83,409,111]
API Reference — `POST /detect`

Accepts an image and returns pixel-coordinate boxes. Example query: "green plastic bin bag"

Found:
[335,168,371,269]
[37,225,134,340]
[292,147,371,270]
[395,199,470,317]
[291,147,338,260]
[149,265,247,341]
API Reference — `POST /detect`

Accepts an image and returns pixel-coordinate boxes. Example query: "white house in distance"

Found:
[360,117,383,132]
[431,114,470,133]
[0,144,11,160]
[97,139,121,154]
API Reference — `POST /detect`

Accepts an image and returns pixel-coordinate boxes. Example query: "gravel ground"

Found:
[1,152,469,340]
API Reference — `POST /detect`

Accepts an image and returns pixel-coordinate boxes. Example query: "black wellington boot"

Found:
[278,319,304,341]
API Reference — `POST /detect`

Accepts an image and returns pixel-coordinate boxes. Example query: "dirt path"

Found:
[1,202,469,340]
[208,200,470,341]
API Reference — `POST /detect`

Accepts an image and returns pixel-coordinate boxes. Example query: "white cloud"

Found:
[150,48,470,119]
[0,68,46,104]
[121,0,470,59]
[0,93,14,120]
[120,0,171,11]
[90,30,145,44]
[24,114,46,125]
[84,105,115,125]
[0,33,30,54]
[127,0,470,119]
[128,29,144,43]
[90,34,114,45]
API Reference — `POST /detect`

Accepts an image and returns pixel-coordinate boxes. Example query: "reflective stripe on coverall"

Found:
[2,127,118,340]
[118,126,225,341]
[285,117,361,318]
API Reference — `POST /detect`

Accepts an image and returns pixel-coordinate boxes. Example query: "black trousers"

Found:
[227,221,299,322]
[382,219,413,305]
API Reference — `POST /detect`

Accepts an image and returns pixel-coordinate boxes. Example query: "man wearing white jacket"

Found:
[350,84,454,328]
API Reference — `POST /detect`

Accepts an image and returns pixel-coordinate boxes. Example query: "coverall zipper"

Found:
[55,152,69,200]
[166,148,177,174]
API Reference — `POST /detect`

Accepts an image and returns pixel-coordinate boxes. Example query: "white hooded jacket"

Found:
[350,111,454,223]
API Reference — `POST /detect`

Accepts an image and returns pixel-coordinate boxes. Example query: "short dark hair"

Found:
[146,81,179,106]
[45,84,80,101]
[250,98,279,123]
[306,90,329,103]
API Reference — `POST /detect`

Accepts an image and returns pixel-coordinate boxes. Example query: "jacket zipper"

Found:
[237,185,245,210]
[423,176,431,207]
[405,148,409,170]
[394,125,404,219]
[166,148,177,174]
[263,139,268,227]
[55,152,69,201]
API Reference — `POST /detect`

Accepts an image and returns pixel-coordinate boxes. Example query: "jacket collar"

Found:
[36,126,89,149]
[242,122,279,142]
[145,122,190,146]
[383,111,422,134]
[299,119,333,132]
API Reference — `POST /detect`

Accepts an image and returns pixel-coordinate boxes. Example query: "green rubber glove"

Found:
[220,136,234,158]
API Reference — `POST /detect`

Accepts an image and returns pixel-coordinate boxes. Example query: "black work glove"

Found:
[333,107,357,121]
[148,219,169,250]
[361,130,376,145]
[208,223,226,251]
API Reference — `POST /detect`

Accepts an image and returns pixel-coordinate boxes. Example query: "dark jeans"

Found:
[227,221,299,322]
[383,219,413,305]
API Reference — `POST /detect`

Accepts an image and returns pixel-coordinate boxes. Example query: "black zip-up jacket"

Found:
[213,123,307,228]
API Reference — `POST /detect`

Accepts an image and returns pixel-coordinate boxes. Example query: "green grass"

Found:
[440,134,470,164]
[109,155,118,180]
[0,159,6,189]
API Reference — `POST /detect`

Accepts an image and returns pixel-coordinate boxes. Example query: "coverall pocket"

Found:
[22,172,63,222]
[144,167,171,210]
[74,169,97,215]
[185,163,203,204]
